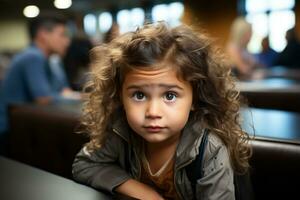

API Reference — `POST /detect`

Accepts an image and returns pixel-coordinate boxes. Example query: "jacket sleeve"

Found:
[196,134,235,200]
[72,132,131,193]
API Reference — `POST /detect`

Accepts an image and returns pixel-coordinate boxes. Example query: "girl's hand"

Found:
[115,179,165,200]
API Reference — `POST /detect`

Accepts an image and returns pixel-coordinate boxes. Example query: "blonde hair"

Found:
[81,22,251,174]
[229,17,252,47]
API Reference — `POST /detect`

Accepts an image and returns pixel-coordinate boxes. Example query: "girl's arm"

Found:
[72,132,132,193]
[196,134,235,200]
[115,179,165,200]
[72,132,164,199]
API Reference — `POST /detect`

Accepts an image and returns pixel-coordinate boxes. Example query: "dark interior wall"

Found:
[296,0,300,37]
[183,0,300,48]
[182,0,238,48]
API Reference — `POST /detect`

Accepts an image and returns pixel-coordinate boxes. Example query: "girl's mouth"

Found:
[143,126,165,133]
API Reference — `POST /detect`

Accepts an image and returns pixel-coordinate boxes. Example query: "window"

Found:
[117,8,145,33]
[83,2,184,36]
[99,12,113,33]
[83,14,97,36]
[152,2,184,27]
[244,0,295,53]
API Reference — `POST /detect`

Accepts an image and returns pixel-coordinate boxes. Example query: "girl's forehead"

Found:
[123,64,184,81]
[127,66,172,76]
[123,65,188,86]
[124,61,180,76]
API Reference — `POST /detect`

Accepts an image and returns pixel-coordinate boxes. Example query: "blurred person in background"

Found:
[49,54,71,92]
[63,31,93,91]
[273,28,300,68]
[0,52,13,84]
[0,13,80,156]
[255,36,278,68]
[227,17,260,79]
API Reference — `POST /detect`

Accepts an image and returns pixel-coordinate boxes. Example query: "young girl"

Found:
[73,22,251,200]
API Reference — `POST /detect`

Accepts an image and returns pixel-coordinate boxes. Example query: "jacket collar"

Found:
[175,119,205,166]
[111,109,131,143]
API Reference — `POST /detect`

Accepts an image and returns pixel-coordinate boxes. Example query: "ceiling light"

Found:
[23,5,40,18]
[54,0,72,9]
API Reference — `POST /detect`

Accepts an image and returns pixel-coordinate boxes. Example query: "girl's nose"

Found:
[145,100,162,119]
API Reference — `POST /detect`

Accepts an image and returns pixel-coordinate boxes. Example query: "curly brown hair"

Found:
[81,22,251,174]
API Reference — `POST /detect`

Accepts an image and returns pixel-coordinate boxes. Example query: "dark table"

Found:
[242,108,300,144]
[0,156,111,200]
[238,78,300,112]
[238,66,300,113]
[252,66,300,80]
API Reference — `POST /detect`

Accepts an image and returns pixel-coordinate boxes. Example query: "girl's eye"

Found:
[164,92,177,102]
[132,91,146,101]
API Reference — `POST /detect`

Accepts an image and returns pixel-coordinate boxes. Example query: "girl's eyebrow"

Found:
[126,84,184,90]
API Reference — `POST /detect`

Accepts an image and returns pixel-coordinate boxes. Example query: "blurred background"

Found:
[1,0,300,83]
[0,0,298,53]
[0,1,300,200]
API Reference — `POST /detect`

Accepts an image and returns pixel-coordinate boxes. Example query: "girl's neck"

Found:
[145,134,181,174]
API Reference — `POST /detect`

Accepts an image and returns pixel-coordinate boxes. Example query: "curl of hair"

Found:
[81,22,251,174]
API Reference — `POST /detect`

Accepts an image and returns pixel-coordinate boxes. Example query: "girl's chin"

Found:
[142,136,166,144]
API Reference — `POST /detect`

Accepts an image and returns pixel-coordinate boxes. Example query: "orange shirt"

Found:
[140,158,180,200]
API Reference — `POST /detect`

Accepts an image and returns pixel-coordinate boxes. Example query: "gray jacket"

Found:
[72,114,235,200]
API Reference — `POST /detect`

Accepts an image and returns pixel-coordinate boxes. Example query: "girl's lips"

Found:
[143,126,165,133]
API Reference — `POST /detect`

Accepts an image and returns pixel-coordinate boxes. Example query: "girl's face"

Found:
[121,65,193,145]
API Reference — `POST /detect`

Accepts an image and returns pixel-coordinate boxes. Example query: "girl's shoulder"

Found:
[204,131,229,161]
[206,131,225,149]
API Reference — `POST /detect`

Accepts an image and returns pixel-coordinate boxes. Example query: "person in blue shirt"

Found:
[0,13,80,155]
[255,36,278,68]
